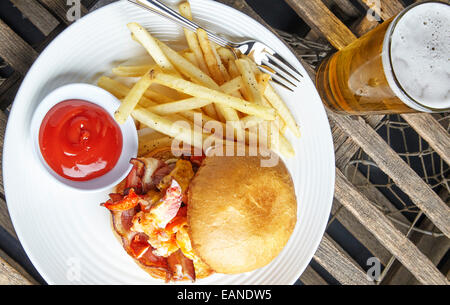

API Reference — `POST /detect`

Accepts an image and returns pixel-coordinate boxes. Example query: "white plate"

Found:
[3,0,335,284]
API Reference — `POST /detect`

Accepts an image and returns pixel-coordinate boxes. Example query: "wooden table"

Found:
[0,0,449,285]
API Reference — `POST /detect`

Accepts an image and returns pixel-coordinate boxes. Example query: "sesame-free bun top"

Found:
[187,154,297,274]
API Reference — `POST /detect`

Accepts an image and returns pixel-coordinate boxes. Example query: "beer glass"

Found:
[315,2,450,115]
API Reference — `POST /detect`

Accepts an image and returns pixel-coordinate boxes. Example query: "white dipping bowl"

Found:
[30,83,138,192]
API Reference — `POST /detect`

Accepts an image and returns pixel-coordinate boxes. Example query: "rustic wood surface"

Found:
[0,0,448,285]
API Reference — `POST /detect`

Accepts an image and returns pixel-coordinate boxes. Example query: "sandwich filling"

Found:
[101,154,211,282]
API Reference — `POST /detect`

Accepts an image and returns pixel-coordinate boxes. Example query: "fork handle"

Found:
[130,0,233,47]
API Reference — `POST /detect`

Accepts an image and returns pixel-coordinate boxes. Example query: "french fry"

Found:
[139,136,174,156]
[114,72,153,124]
[150,70,276,120]
[112,64,154,77]
[127,23,180,76]
[270,122,295,158]
[264,84,301,137]
[256,73,271,94]
[212,42,230,82]
[241,54,260,75]
[143,89,174,104]
[149,98,212,115]
[197,28,225,85]
[156,40,216,88]
[149,83,185,101]
[217,47,235,63]
[182,52,198,67]
[155,39,219,120]
[241,115,266,128]
[98,76,184,122]
[138,127,165,139]
[178,1,209,74]
[132,107,204,149]
[220,76,243,95]
[227,60,250,100]
[196,30,242,134]
[235,59,263,105]
[99,76,154,108]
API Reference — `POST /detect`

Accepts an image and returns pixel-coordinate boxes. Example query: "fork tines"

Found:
[260,52,303,92]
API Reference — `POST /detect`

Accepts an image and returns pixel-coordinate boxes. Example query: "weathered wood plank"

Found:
[330,113,450,238]
[10,0,60,36]
[0,72,22,109]
[386,218,450,285]
[331,200,392,265]
[0,197,16,240]
[0,19,38,74]
[323,0,360,18]
[351,15,379,35]
[285,0,356,50]
[299,265,328,285]
[0,109,7,196]
[0,257,33,285]
[358,0,404,21]
[0,248,37,285]
[314,234,374,285]
[335,168,449,285]
[38,0,88,24]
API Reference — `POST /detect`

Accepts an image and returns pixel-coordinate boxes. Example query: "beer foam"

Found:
[386,2,450,110]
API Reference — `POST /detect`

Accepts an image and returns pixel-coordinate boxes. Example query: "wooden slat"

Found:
[351,15,379,36]
[314,234,374,285]
[10,0,60,36]
[330,113,450,238]
[335,168,449,285]
[323,0,360,18]
[299,266,328,285]
[331,200,392,265]
[0,20,38,74]
[285,0,356,50]
[0,110,7,196]
[0,72,22,109]
[358,0,404,20]
[38,0,88,24]
[0,197,16,240]
[0,255,33,285]
[386,218,450,284]
[401,113,450,166]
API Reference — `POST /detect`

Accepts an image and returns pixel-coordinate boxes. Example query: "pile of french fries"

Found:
[97,1,300,158]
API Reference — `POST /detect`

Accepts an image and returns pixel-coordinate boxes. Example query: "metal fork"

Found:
[127,0,303,91]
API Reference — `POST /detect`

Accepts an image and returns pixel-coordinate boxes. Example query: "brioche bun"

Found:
[187,154,297,274]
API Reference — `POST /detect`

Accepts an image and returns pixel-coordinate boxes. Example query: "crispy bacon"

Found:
[152,165,173,187]
[110,208,170,273]
[167,249,196,282]
[130,233,150,259]
[126,158,167,194]
[102,189,140,211]
[103,157,198,282]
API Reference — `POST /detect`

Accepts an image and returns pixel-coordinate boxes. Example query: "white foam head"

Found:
[383,2,450,111]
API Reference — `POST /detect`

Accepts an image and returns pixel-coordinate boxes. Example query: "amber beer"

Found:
[316,2,450,115]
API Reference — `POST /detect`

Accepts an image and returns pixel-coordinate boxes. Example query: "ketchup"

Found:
[39,99,123,181]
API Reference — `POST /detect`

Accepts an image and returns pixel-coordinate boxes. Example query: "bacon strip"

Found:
[104,157,197,282]
[167,249,196,282]
[126,157,167,194]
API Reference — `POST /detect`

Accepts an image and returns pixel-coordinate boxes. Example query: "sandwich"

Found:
[101,146,297,282]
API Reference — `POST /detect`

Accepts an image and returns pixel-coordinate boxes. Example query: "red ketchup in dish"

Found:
[39,99,123,181]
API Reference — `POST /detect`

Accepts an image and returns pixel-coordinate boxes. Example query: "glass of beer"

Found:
[315,1,450,115]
